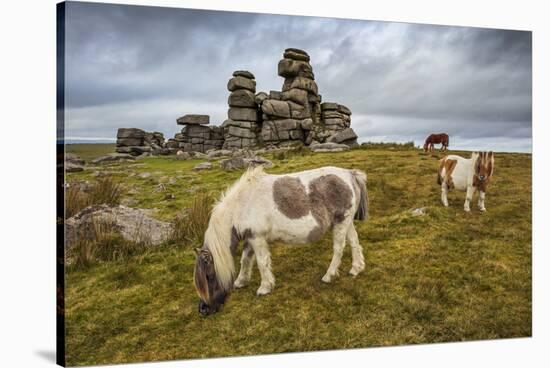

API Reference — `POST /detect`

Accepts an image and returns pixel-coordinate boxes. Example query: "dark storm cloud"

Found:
[64,2,532,152]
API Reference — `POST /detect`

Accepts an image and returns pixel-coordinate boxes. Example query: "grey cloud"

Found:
[63,2,532,152]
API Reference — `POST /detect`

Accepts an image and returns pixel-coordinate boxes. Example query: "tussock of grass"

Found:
[64,145,531,366]
[67,217,148,269]
[170,191,215,245]
[66,176,124,218]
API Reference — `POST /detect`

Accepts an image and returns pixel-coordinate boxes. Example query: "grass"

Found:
[66,143,115,161]
[66,176,124,218]
[64,144,531,366]
[170,191,216,245]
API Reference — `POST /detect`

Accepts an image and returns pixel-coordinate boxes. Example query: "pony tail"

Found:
[352,169,369,221]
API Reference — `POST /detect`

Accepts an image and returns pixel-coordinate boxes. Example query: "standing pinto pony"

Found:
[193,166,369,315]
[424,133,449,152]
[438,151,495,212]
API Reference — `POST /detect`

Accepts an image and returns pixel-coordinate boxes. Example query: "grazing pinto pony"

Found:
[438,151,494,212]
[424,133,449,152]
[194,166,369,315]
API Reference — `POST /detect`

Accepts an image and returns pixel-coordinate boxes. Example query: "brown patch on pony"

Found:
[273,176,309,218]
[438,158,457,188]
[273,174,353,239]
[308,174,353,231]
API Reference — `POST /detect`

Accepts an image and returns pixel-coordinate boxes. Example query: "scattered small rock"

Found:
[65,153,85,166]
[138,172,151,179]
[411,207,427,217]
[176,151,191,160]
[309,142,350,152]
[207,149,233,159]
[91,153,135,164]
[220,156,273,171]
[66,162,84,173]
[193,162,213,170]
[192,152,208,159]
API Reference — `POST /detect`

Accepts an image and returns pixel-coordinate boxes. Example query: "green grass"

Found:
[65,145,532,366]
[66,143,116,161]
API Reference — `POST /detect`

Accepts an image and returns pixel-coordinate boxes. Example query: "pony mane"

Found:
[215,165,266,207]
[205,165,266,291]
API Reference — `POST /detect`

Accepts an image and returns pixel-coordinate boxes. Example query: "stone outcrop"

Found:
[116,128,166,156]
[91,153,136,164]
[257,48,319,147]
[117,48,360,154]
[222,71,260,150]
[65,204,173,250]
[65,153,85,172]
[172,119,224,153]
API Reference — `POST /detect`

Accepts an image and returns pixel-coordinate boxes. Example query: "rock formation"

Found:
[117,48,360,154]
[171,114,224,153]
[222,71,261,150]
[116,128,166,156]
[65,204,173,251]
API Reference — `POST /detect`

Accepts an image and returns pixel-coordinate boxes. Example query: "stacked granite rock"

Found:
[172,114,224,153]
[116,128,153,156]
[144,132,165,148]
[222,71,260,150]
[258,48,319,146]
[317,102,358,146]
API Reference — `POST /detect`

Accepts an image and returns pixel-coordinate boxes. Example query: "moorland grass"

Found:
[64,145,531,366]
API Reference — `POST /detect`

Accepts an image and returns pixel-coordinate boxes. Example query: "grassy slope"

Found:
[66,143,116,161]
[65,145,532,366]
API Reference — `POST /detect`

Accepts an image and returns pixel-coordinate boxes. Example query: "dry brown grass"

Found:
[66,176,124,218]
[67,217,148,269]
[170,191,215,245]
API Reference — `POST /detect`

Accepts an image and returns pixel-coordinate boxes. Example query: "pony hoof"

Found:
[349,267,364,277]
[256,285,272,296]
[321,274,333,283]
[464,207,471,212]
[479,208,487,212]
[233,279,248,289]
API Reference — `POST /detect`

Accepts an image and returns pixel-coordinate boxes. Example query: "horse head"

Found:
[193,247,230,316]
[474,151,494,182]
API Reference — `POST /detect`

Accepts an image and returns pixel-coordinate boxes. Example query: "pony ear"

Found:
[194,247,201,256]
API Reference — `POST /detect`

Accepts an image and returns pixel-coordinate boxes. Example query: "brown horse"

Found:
[424,133,449,152]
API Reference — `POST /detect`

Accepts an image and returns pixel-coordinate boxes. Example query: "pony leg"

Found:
[234,242,255,288]
[478,191,487,212]
[347,224,365,277]
[249,237,275,296]
[441,182,449,207]
[464,185,476,212]
[322,222,349,283]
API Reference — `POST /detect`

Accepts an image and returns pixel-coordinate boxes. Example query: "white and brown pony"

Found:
[438,151,494,212]
[193,166,369,315]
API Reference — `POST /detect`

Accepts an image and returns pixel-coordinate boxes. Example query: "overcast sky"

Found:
[63,2,532,152]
